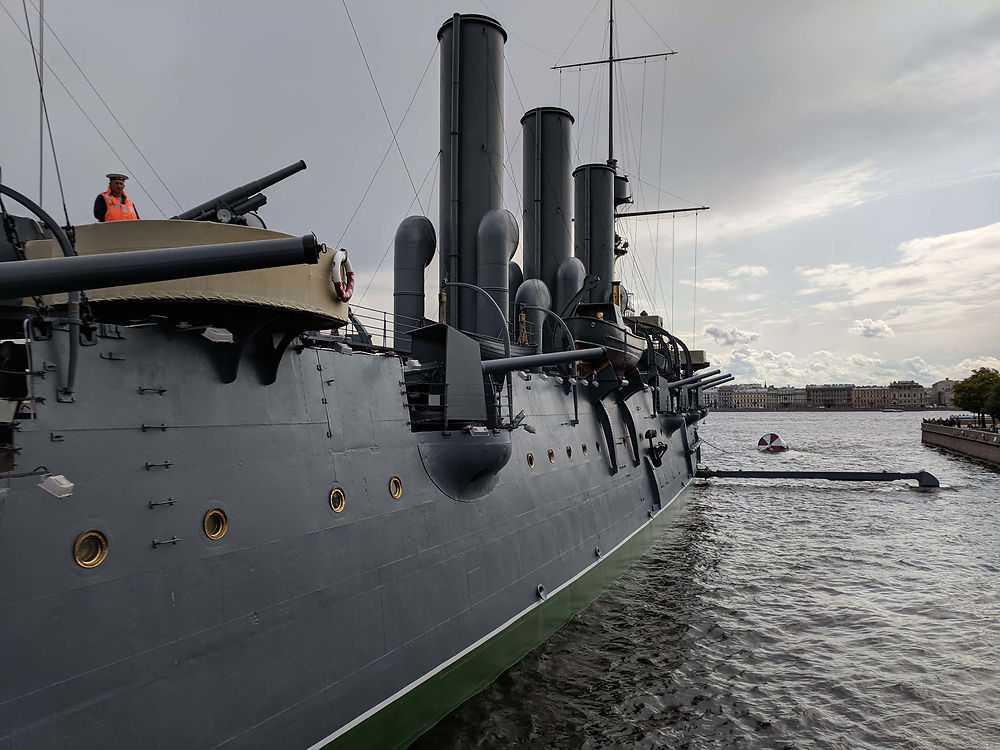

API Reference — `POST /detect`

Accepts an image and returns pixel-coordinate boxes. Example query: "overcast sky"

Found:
[2,0,997,386]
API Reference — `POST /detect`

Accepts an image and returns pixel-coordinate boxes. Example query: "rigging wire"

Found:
[20,0,68,226]
[342,0,424,215]
[479,0,562,55]
[575,68,582,163]
[1,1,167,217]
[656,55,668,325]
[334,42,438,248]
[632,175,702,208]
[491,50,523,217]
[624,0,676,53]
[357,152,441,305]
[552,0,603,68]
[36,0,41,204]
[671,214,675,330]
[422,159,441,286]
[693,212,698,345]
[613,55,662,320]
[25,0,183,210]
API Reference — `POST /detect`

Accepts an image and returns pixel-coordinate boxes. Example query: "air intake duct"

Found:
[513,279,551,354]
[393,216,436,353]
[476,209,518,339]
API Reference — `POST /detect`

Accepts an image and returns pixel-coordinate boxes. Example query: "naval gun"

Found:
[171,160,307,224]
[0,235,321,300]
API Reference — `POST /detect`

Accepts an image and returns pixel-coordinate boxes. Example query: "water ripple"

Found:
[416,413,1000,749]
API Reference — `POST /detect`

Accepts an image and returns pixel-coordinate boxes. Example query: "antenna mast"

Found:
[552,1,676,172]
[608,0,614,169]
[38,0,44,204]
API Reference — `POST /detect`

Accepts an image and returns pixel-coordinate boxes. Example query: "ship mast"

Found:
[552,2,706,217]
[553,0,676,176]
[607,0,614,169]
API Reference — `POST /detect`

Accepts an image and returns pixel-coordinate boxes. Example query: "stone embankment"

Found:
[921,422,1000,467]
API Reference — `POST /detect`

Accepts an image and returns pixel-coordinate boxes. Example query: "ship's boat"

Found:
[565,302,648,376]
[0,7,725,750]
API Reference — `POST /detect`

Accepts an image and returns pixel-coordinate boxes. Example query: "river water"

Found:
[416,411,1000,749]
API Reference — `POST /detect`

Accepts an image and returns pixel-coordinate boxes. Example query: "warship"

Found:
[0,7,728,749]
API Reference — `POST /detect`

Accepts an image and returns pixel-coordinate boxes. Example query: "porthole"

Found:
[203,508,228,540]
[74,529,108,568]
[527,452,535,468]
[547,449,555,464]
[582,443,589,456]
[596,441,602,453]
[389,476,403,499]
[566,446,573,460]
[329,487,346,513]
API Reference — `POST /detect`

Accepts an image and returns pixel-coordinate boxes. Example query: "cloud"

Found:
[794,221,1000,331]
[704,325,760,346]
[707,346,967,386]
[849,318,894,338]
[700,161,884,243]
[953,356,1000,373]
[690,266,769,295]
[900,356,935,382]
[695,277,737,292]
[728,265,769,279]
[849,40,1000,114]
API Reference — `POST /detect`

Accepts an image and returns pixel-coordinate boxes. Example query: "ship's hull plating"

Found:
[0,324,698,749]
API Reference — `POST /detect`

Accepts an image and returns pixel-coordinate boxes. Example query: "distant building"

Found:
[702,387,719,408]
[930,379,955,406]
[763,388,779,409]
[888,380,928,407]
[852,385,891,410]
[775,387,807,408]
[733,387,768,409]
[806,383,855,408]
[716,385,735,410]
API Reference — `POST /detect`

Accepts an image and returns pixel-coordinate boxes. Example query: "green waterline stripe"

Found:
[312,479,693,750]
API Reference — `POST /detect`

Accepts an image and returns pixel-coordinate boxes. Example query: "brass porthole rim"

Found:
[582,443,589,455]
[596,441,602,453]
[203,508,228,540]
[389,476,403,499]
[566,446,573,459]
[74,529,108,568]
[329,487,347,513]
[547,449,555,464]
[527,452,535,468]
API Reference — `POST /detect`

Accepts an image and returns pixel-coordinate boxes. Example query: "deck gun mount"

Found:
[171,160,307,225]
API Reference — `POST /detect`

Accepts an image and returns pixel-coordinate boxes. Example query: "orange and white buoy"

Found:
[757,433,788,453]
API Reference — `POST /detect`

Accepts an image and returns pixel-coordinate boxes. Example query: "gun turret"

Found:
[172,160,307,223]
[0,235,320,300]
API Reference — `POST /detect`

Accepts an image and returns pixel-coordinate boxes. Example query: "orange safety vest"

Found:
[101,190,138,221]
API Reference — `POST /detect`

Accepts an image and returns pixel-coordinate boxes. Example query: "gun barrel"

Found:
[0,235,319,300]
[666,368,721,390]
[482,347,605,374]
[172,160,306,221]
[687,373,734,391]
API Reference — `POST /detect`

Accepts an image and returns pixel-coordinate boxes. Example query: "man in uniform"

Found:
[93,172,139,222]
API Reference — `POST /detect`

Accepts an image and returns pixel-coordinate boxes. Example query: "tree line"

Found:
[953,368,1000,428]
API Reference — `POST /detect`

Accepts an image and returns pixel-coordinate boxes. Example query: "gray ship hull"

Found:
[1,324,700,749]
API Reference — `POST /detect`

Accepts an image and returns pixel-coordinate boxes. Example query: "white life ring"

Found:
[331,248,355,302]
